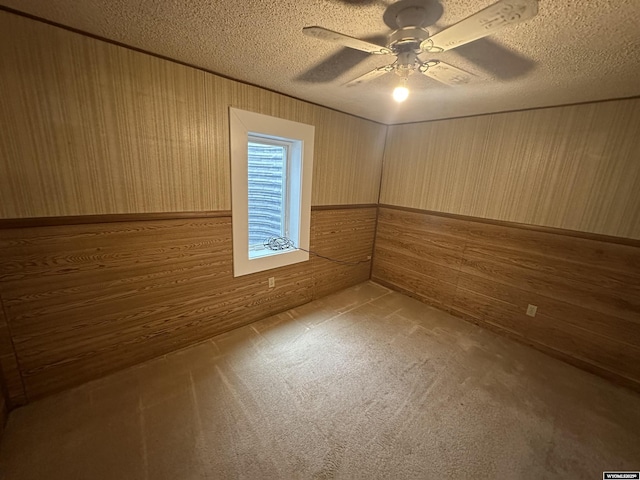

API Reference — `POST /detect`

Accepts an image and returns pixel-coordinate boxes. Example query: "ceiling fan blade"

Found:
[344,65,394,87]
[295,35,388,84]
[452,38,535,80]
[303,26,392,55]
[419,61,477,86]
[421,0,538,53]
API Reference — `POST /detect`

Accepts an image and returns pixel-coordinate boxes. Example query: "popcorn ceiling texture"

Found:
[2,0,640,123]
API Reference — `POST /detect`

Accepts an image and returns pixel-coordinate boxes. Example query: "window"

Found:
[229,108,314,277]
[247,137,293,258]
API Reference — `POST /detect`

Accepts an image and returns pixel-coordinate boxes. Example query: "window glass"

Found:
[248,139,288,257]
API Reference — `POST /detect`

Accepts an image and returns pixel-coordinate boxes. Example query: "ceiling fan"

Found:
[302,0,538,101]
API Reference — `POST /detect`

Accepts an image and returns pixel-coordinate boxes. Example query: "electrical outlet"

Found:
[268,277,275,288]
[526,304,537,317]
[366,255,372,260]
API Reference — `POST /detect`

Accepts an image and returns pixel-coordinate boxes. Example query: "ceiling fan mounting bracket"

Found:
[395,6,428,28]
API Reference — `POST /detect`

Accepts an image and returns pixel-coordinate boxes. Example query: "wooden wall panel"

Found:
[374,208,466,310]
[0,11,386,218]
[0,298,25,407]
[372,206,640,391]
[0,393,5,438]
[310,208,376,299]
[0,208,374,400]
[380,98,640,239]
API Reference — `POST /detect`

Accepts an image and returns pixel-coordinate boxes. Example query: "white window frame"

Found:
[229,108,314,277]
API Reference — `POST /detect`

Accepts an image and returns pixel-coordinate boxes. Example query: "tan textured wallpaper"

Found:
[0,11,386,218]
[380,98,640,239]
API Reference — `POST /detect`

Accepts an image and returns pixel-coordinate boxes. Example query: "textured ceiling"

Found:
[2,0,640,123]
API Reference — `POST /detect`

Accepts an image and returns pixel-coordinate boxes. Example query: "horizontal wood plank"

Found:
[457,273,640,347]
[372,259,458,311]
[452,287,640,382]
[0,302,25,406]
[0,211,232,229]
[463,220,640,277]
[379,204,640,248]
[374,206,640,391]
[459,251,640,322]
[0,208,376,400]
[311,208,376,299]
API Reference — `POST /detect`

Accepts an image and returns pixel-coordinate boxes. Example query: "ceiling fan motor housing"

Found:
[388,5,430,58]
[388,27,430,53]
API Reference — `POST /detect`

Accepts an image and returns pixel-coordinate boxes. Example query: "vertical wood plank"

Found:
[0,11,386,218]
[380,98,640,239]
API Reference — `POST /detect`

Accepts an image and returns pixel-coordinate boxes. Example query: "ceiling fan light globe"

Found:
[393,86,409,102]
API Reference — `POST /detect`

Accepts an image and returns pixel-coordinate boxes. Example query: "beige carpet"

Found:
[1,281,639,479]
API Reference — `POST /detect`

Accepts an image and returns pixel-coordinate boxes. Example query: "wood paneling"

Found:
[380,98,640,239]
[0,11,386,218]
[372,206,640,391]
[311,208,376,299]
[374,208,467,310]
[0,207,375,400]
[0,389,5,440]
[0,299,25,407]
[0,10,382,402]
[0,211,232,229]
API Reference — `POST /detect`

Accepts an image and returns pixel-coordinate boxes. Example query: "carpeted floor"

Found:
[1,281,639,479]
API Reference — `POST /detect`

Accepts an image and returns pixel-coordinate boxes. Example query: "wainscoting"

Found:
[372,206,640,391]
[1,203,638,404]
[311,207,375,298]
[0,206,376,402]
